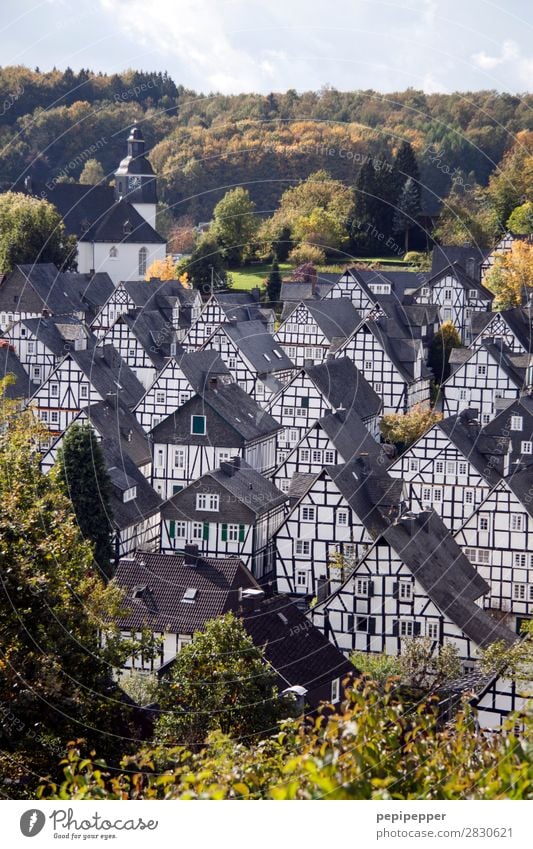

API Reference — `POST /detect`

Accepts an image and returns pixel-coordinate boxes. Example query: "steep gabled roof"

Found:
[319,408,386,465]
[66,343,146,409]
[242,595,353,694]
[221,320,294,373]
[176,349,232,392]
[437,409,508,486]
[325,457,404,538]
[302,298,362,341]
[152,382,281,443]
[423,261,494,301]
[116,309,175,369]
[471,305,533,352]
[103,443,162,530]
[431,245,489,280]
[113,551,257,633]
[79,199,165,244]
[0,346,31,399]
[304,357,382,419]
[81,398,152,468]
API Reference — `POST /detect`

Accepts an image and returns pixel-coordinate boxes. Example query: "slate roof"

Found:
[304,357,382,419]
[361,315,432,383]
[81,398,152,468]
[222,320,295,373]
[151,382,282,443]
[381,511,516,648]
[67,343,146,409]
[215,291,273,325]
[241,595,354,694]
[0,263,113,318]
[472,306,533,352]
[15,181,116,238]
[504,466,533,518]
[296,299,361,342]
[116,309,175,369]
[319,408,387,465]
[437,409,508,485]
[357,268,427,302]
[103,444,161,530]
[112,551,257,633]
[19,316,94,357]
[176,349,232,392]
[79,199,165,244]
[162,458,287,520]
[0,345,31,399]
[431,245,489,280]
[482,395,533,469]
[325,457,405,538]
[423,261,494,301]
[280,271,338,302]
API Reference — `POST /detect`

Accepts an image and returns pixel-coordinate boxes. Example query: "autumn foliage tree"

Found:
[380,404,443,452]
[428,320,462,383]
[145,255,178,281]
[485,240,533,309]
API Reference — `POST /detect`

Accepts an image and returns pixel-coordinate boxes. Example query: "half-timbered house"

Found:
[387,408,509,531]
[0,263,113,331]
[100,309,178,389]
[481,395,533,471]
[3,315,94,387]
[274,299,361,367]
[28,342,145,441]
[150,381,281,499]
[310,508,516,667]
[442,339,528,424]
[413,262,493,344]
[266,357,382,465]
[470,305,533,355]
[275,455,405,599]
[134,350,232,432]
[183,289,274,350]
[201,319,296,402]
[454,468,533,632]
[160,457,287,579]
[333,310,431,414]
[272,407,387,496]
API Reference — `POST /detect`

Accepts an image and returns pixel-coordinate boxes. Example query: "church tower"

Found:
[114,126,158,228]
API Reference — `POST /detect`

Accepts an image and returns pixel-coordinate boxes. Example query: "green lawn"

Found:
[230,257,412,290]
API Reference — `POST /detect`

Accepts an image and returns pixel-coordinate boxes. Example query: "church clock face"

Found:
[128,175,142,191]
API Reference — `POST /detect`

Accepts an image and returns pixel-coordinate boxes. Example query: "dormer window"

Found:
[109,246,118,259]
[123,219,133,236]
[123,486,137,502]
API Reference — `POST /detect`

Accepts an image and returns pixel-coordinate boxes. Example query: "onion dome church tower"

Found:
[114,126,158,228]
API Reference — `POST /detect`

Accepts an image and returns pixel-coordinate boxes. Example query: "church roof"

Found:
[78,199,165,244]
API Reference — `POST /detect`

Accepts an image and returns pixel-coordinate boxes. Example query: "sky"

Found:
[0,0,532,94]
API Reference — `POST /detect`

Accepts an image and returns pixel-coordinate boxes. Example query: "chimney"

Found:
[208,376,218,390]
[221,460,235,477]
[184,543,200,567]
[419,510,433,532]
[326,352,335,362]
[303,358,314,368]
[398,513,418,536]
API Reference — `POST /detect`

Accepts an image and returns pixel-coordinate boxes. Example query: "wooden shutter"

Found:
[169,520,175,539]
[369,617,376,635]
[414,621,421,636]
[368,581,375,597]
[392,620,399,636]
[392,582,399,600]
[203,522,209,540]
[301,396,309,408]
[238,524,245,542]
[221,523,227,542]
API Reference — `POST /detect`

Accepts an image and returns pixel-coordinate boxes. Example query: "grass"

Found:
[229,257,413,290]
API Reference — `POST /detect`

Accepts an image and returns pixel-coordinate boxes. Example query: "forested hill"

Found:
[1,65,532,221]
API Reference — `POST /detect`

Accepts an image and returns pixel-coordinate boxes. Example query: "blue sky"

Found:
[1,0,532,94]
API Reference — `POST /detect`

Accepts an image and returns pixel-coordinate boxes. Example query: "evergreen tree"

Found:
[393,177,421,253]
[393,141,421,199]
[352,159,384,252]
[428,320,462,383]
[266,255,282,305]
[176,237,227,294]
[54,423,114,578]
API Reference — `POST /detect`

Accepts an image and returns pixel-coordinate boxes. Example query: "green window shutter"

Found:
[238,524,245,542]
[172,484,183,494]
[203,522,209,540]
[169,520,175,539]
[221,523,228,542]
[301,396,309,408]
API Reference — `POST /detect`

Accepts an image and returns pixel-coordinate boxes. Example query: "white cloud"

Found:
[472,39,519,70]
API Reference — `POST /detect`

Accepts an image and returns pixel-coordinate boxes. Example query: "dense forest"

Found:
[1,66,532,226]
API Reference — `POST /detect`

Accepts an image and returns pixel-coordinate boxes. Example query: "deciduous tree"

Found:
[0,192,77,273]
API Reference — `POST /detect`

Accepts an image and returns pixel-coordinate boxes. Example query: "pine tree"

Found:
[393,177,421,253]
[54,423,114,578]
[266,255,282,305]
[394,141,421,199]
[352,160,383,252]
